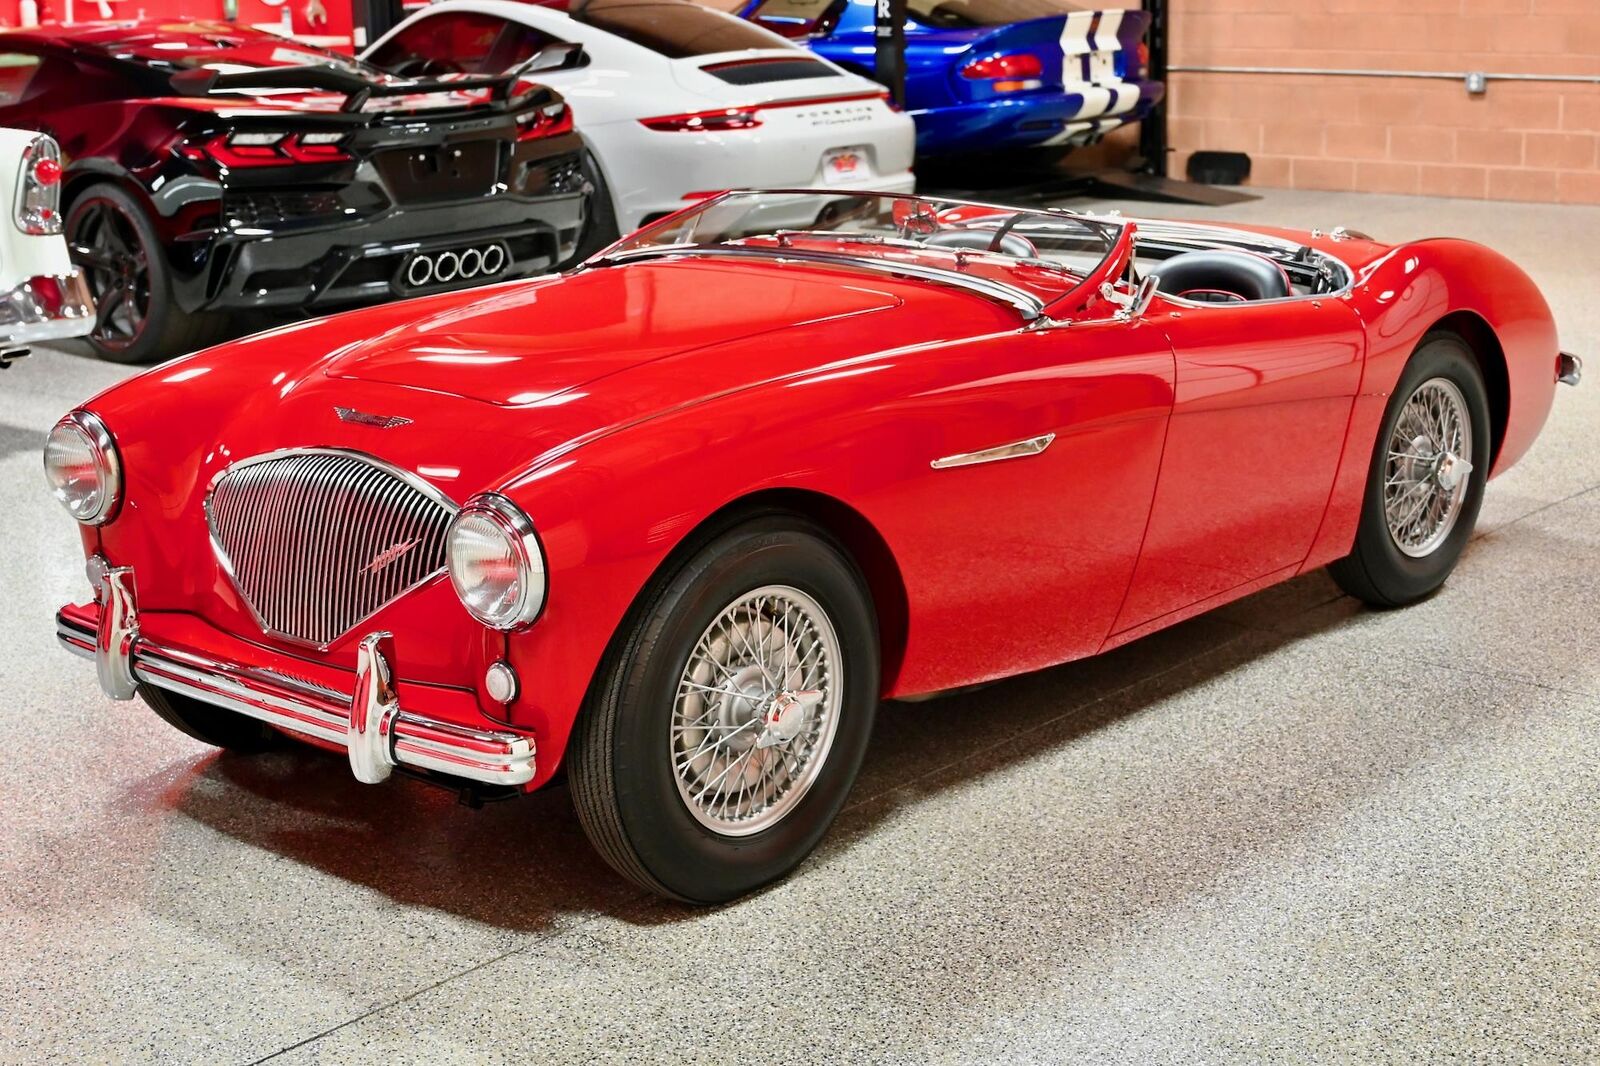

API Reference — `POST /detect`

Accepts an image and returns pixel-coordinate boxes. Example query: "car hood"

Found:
[320,259,906,406]
[79,256,1017,679]
[85,257,1020,515]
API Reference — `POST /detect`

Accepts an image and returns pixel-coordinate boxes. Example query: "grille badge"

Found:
[364,538,419,575]
[335,406,412,429]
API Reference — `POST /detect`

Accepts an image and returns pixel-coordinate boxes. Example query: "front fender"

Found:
[496,318,1174,781]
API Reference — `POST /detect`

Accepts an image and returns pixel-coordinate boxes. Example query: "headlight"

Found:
[43,411,122,525]
[445,493,546,629]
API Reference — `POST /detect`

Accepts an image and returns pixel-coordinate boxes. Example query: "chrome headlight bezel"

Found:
[445,493,547,630]
[43,410,122,525]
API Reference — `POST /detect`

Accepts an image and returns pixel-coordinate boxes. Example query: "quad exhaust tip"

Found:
[403,242,509,289]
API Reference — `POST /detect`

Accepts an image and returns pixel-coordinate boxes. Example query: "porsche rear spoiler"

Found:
[168,65,550,114]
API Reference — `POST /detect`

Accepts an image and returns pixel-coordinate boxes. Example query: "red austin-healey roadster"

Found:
[47,191,1580,902]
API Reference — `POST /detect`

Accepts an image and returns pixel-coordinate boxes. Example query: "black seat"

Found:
[922,228,1038,259]
[1150,250,1291,302]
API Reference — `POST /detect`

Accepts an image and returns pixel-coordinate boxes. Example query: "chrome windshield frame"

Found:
[578,189,1133,323]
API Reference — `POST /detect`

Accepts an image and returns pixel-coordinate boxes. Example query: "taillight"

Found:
[639,107,762,133]
[179,131,351,168]
[514,101,575,141]
[282,133,350,162]
[15,134,64,235]
[961,52,1045,92]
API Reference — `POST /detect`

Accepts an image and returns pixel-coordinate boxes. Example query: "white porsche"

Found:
[363,0,916,251]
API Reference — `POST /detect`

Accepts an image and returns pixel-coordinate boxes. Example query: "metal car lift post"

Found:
[1137,0,1170,178]
[873,0,909,109]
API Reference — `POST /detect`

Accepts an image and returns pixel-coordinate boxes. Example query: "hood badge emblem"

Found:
[364,539,419,575]
[336,406,412,429]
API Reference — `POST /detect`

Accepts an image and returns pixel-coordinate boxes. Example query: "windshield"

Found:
[601,191,1124,310]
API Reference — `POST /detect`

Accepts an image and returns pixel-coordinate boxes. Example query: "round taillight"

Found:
[32,156,62,187]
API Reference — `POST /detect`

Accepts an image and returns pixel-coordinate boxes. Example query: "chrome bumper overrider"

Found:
[57,567,535,787]
[1558,352,1582,387]
[0,270,94,345]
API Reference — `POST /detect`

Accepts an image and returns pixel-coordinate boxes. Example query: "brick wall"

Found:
[1162,0,1600,203]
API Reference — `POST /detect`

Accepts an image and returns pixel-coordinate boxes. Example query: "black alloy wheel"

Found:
[66,182,228,364]
[70,196,152,359]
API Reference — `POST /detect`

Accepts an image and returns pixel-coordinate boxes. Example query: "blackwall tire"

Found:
[568,517,879,904]
[1328,333,1491,607]
[66,182,228,365]
[564,152,621,266]
[139,685,284,753]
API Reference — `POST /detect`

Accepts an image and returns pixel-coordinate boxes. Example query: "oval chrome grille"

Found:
[206,450,457,647]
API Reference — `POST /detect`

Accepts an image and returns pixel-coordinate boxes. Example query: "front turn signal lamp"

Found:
[445,493,547,629]
[44,410,122,525]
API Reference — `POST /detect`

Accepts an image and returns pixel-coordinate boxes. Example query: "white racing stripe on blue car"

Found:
[1059,10,1096,56]
[1071,85,1114,119]
[1089,9,1124,52]
[1059,9,1135,122]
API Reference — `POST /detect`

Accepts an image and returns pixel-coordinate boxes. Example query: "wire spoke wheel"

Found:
[1383,376,1473,558]
[70,200,151,350]
[671,584,842,837]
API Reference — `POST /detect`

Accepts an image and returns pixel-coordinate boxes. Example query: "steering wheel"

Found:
[985,212,1028,253]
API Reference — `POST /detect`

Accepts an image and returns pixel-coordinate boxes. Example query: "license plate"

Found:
[823,147,869,185]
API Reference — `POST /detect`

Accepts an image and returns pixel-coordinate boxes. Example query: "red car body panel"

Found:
[63,219,1565,790]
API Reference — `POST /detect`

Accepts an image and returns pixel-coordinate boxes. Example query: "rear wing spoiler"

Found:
[168,65,553,114]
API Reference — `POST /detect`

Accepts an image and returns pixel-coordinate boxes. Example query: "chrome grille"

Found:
[206,450,456,648]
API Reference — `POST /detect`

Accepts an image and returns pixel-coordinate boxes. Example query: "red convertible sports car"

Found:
[48,190,1580,903]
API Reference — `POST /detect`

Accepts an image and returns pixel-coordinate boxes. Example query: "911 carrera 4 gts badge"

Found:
[364,539,419,575]
[335,406,412,429]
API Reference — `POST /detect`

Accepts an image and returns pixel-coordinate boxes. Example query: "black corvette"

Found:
[0,20,590,362]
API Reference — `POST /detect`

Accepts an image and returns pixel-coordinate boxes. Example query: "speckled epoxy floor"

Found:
[2,189,1597,1064]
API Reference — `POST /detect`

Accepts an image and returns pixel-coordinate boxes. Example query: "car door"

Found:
[867,314,1177,695]
[1110,297,1364,636]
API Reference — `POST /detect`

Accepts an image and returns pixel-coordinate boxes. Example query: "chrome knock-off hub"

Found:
[1384,377,1474,558]
[670,585,842,837]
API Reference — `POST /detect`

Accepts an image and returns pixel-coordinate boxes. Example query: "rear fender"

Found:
[952,9,1150,99]
[1300,238,1559,572]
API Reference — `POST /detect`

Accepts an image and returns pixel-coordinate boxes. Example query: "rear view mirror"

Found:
[1122,273,1158,321]
[1095,272,1159,323]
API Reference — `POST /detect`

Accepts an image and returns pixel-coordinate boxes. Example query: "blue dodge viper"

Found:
[706,0,1164,156]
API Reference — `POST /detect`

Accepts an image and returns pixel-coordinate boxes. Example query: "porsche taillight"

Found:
[179,131,352,168]
[514,101,574,141]
[15,133,64,235]
[639,107,762,133]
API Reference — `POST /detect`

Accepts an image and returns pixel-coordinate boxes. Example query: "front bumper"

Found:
[0,269,93,346]
[57,567,535,788]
